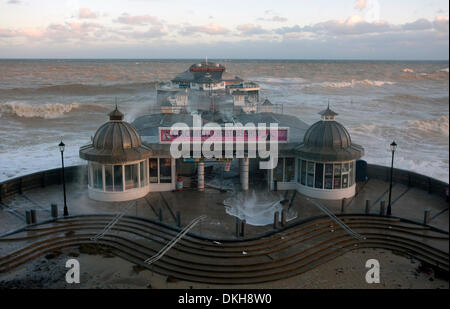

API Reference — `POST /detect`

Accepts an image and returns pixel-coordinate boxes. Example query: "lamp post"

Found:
[59,141,68,217]
[387,140,397,216]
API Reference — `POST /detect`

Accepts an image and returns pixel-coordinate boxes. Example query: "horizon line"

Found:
[0,57,448,62]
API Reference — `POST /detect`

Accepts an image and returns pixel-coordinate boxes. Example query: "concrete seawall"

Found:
[0,164,448,202]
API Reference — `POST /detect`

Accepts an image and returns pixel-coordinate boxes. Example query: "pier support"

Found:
[365,200,371,214]
[423,209,431,225]
[340,198,346,214]
[380,201,386,216]
[51,203,58,218]
[273,212,280,229]
[281,209,287,227]
[197,161,205,192]
[240,158,249,191]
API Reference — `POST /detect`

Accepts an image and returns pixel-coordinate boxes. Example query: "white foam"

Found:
[440,68,449,73]
[318,79,396,88]
[408,116,449,136]
[0,102,80,119]
[223,191,297,226]
[402,68,415,73]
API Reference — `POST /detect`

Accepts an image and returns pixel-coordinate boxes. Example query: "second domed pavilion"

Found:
[295,106,364,199]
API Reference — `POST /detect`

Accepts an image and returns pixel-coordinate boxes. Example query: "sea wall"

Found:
[0,165,87,202]
[0,164,448,202]
[366,164,448,199]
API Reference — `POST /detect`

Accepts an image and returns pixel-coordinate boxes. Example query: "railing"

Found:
[0,163,447,202]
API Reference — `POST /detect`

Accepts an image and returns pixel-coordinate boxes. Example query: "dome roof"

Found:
[297,106,364,161]
[79,106,152,164]
[303,120,352,149]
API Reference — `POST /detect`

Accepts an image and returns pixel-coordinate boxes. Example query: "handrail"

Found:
[144,215,207,265]
[307,198,366,241]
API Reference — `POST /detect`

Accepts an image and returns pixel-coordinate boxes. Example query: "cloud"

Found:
[434,16,449,32]
[237,24,269,36]
[276,16,394,36]
[114,13,162,26]
[79,8,98,19]
[355,0,367,10]
[7,0,21,4]
[257,16,288,22]
[180,22,229,35]
[402,19,433,31]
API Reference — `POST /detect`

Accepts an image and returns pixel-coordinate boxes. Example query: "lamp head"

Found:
[59,141,65,152]
[390,140,397,152]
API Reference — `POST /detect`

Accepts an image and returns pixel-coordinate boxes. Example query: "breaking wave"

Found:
[318,79,396,88]
[0,82,158,96]
[0,102,82,119]
[441,68,449,73]
[408,116,449,136]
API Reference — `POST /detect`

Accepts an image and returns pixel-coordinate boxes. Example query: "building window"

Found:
[325,164,333,189]
[307,161,315,187]
[92,163,103,190]
[159,158,172,184]
[105,165,113,192]
[285,158,295,182]
[342,162,350,189]
[333,164,341,189]
[315,163,324,189]
[149,158,158,183]
[349,161,355,186]
[114,165,123,191]
[274,157,284,182]
[301,160,306,185]
[140,161,147,187]
[125,164,138,190]
[297,159,301,183]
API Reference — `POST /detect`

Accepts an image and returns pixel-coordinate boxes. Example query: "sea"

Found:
[0,59,448,183]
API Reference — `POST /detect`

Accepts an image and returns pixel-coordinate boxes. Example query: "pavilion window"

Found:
[325,164,333,189]
[349,161,355,186]
[113,165,123,191]
[159,158,172,183]
[140,161,147,187]
[149,158,158,183]
[105,165,113,192]
[125,164,138,190]
[342,162,350,189]
[285,158,295,182]
[92,163,103,190]
[88,163,92,187]
[307,161,315,187]
[297,159,301,183]
[333,164,342,189]
[274,157,284,182]
[315,163,324,189]
[300,160,307,185]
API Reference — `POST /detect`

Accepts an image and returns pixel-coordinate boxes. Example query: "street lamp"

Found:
[387,140,397,216]
[59,141,68,216]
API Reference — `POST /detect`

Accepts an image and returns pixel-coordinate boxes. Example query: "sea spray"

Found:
[223,190,297,226]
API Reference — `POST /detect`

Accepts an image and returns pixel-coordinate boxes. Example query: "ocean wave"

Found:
[408,116,449,136]
[402,68,414,73]
[318,79,396,88]
[0,102,81,119]
[250,77,307,84]
[0,82,159,96]
[441,68,449,73]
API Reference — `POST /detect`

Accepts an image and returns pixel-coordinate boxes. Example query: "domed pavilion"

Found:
[79,107,153,202]
[296,106,364,200]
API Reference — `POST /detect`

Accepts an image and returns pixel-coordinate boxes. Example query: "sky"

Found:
[0,0,448,59]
